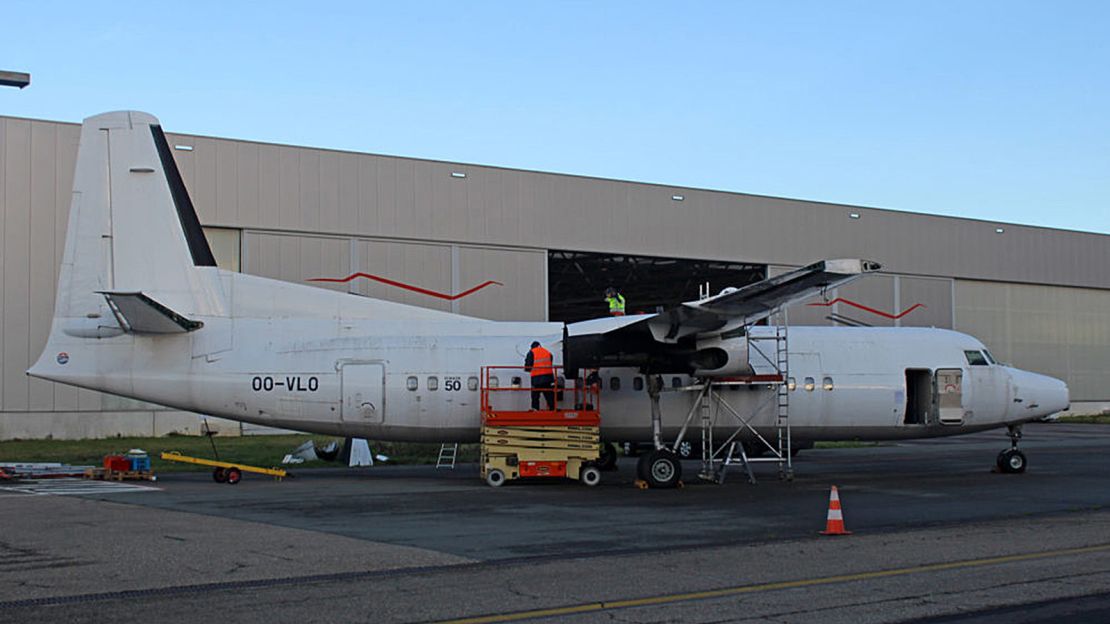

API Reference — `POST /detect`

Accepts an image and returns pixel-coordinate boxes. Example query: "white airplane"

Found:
[27,111,1069,487]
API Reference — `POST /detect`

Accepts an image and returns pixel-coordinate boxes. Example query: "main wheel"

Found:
[675,439,695,460]
[212,467,227,483]
[597,442,618,471]
[998,449,1027,474]
[225,467,242,484]
[486,468,506,487]
[641,450,682,489]
[580,466,601,487]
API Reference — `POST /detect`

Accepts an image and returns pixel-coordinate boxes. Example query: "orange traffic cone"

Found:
[819,485,852,535]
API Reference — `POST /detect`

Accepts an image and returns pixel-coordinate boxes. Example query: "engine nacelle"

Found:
[691,336,752,377]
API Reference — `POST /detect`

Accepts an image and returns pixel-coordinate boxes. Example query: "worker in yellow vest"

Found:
[524,341,556,410]
[605,287,626,316]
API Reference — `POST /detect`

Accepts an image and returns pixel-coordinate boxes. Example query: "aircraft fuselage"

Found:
[33,298,1068,444]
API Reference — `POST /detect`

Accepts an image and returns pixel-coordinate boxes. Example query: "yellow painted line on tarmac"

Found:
[435,543,1110,624]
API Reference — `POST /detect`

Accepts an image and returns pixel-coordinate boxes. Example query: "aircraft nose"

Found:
[1009,369,1070,418]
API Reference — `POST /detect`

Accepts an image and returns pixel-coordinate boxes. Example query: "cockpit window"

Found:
[964,350,989,366]
[982,350,997,365]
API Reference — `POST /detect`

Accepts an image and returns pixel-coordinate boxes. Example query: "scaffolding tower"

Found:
[654,309,792,485]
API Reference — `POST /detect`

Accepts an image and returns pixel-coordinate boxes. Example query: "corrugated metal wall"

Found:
[242,231,545,320]
[955,280,1110,401]
[1,114,1108,439]
[158,125,1110,291]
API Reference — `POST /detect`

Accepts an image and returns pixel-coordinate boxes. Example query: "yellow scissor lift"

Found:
[160,451,287,485]
[479,366,602,487]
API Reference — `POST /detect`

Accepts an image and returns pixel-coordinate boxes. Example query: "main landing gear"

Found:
[597,442,619,471]
[996,425,1027,474]
[637,449,683,488]
[632,375,684,489]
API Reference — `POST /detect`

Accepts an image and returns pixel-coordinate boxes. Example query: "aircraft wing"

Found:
[658,258,882,340]
[563,259,879,372]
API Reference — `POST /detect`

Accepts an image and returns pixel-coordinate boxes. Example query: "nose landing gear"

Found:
[996,425,1027,474]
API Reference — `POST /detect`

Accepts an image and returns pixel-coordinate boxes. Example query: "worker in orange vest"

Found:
[524,341,556,410]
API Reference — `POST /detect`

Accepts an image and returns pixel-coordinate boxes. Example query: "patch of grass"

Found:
[370,441,480,465]
[813,440,883,449]
[1052,414,1110,424]
[0,435,478,472]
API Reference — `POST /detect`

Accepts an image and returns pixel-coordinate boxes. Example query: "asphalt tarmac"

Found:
[1,422,1108,623]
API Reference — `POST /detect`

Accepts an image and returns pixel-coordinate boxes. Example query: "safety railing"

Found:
[480,366,601,426]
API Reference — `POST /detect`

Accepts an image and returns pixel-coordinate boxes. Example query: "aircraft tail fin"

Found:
[52,111,223,325]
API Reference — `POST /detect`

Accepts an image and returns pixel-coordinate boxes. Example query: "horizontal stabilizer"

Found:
[99,292,204,334]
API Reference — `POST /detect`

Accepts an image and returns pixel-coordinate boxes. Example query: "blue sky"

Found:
[3,1,1108,234]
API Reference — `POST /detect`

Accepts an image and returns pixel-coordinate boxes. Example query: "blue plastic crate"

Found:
[129,456,151,472]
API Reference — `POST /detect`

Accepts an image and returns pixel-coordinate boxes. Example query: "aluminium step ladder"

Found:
[435,443,459,469]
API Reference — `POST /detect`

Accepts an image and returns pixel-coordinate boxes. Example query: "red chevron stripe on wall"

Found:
[309,273,503,301]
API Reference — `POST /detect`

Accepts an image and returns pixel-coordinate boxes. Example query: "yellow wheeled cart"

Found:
[160,451,287,485]
[479,366,602,487]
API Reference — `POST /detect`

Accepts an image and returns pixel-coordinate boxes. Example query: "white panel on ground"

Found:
[348,438,373,467]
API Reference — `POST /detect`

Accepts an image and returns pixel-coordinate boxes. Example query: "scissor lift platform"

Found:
[479,366,602,487]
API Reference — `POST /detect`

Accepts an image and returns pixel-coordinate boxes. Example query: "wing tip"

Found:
[824,258,882,274]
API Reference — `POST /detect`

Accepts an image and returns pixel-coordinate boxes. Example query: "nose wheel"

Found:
[996,425,1027,474]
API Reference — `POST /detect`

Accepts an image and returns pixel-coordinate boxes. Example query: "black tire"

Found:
[580,466,601,487]
[636,454,649,481]
[212,467,227,483]
[642,450,683,489]
[597,443,618,471]
[225,468,242,484]
[999,449,1027,474]
[486,469,506,487]
[675,439,696,460]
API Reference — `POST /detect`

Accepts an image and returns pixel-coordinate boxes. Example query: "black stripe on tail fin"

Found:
[150,125,217,267]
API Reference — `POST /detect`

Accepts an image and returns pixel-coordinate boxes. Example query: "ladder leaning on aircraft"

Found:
[26,111,1070,490]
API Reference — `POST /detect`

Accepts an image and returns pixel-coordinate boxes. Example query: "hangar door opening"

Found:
[548,251,765,323]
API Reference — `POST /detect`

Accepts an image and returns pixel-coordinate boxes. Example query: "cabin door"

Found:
[904,369,934,425]
[341,362,385,423]
[935,368,965,425]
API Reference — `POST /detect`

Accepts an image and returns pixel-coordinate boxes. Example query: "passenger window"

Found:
[488,376,500,389]
[964,350,989,366]
[633,377,644,392]
[610,377,621,391]
[427,376,439,391]
[804,377,815,392]
[787,377,796,391]
[406,376,418,391]
[467,376,479,391]
[672,377,682,388]
[823,376,834,391]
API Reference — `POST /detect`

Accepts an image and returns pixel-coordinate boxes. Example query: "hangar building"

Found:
[1,114,1108,439]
